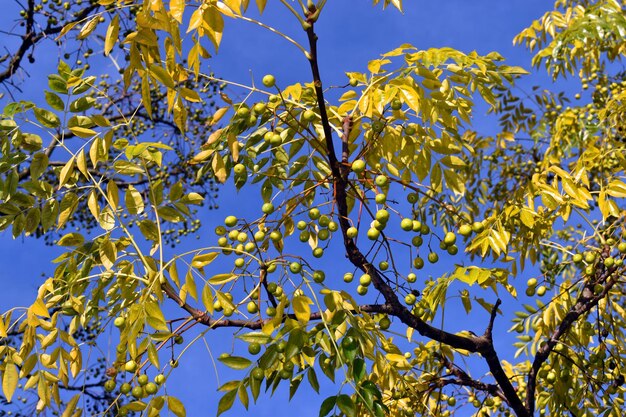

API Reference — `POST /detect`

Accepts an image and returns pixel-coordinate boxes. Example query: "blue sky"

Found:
[0,1,557,416]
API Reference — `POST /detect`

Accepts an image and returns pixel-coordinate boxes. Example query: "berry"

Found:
[262,74,276,88]
[351,159,366,174]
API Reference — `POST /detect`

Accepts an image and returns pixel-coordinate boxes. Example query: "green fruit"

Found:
[262,74,276,88]
[420,224,430,235]
[253,102,267,114]
[372,220,385,231]
[234,257,245,268]
[356,285,368,295]
[236,106,250,118]
[254,231,266,241]
[318,215,331,227]
[375,175,388,186]
[536,286,547,296]
[447,245,458,255]
[375,193,387,204]
[261,202,275,214]
[308,208,321,220]
[248,342,261,355]
[413,257,424,269]
[412,220,422,232]
[372,120,385,132]
[302,109,315,122]
[406,273,417,283]
[233,163,246,175]
[266,306,276,317]
[443,232,456,245]
[375,209,390,223]
[572,253,583,263]
[458,224,472,237]
[124,360,137,373]
[328,221,339,232]
[618,242,626,253]
[343,272,354,283]
[114,316,125,327]
[545,371,556,384]
[299,230,310,242]
[349,78,358,87]
[527,278,538,288]
[289,262,302,274]
[312,270,325,283]
[346,226,358,238]
[104,379,116,392]
[120,382,132,394]
[215,226,227,236]
[604,257,615,268]
[359,274,372,286]
[406,193,418,203]
[427,252,439,263]
[131,385,144,398]
[269,230,282,242]
[471,221,485,233]
[154,374,166,385]
[318,229,330,240]
[411,236,423,247]
[525,287,536,296]
[351,159,366,174]
[404,293,416,305]
[252,367,264,380]
[584,251,596,263]
[312,247,324,258]
[247,301,259,314]
[224,215,237,227]
[137,374,149,386]
[390,99,402,110]
[367,228,380,240]
[400,218,413,231]
[341,336,357,350]
[145,382,158,395]
[378,261,389,270]
[447,397,456,407]
[379,316,391,330]
[296,220,308,230]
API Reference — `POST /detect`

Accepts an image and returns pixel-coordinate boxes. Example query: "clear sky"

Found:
[0,1,555,416]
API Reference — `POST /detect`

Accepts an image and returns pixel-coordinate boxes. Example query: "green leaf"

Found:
[319,395,336,417]
[208,273,237,285]
[336,394,356,417]
[217,390,237,417]
[57,232,84,247]
[45,91,65,111]
[34,107,60,128]
[125,185,145,215]
[218,355,252,370]
[167,396,186,417]
[237,332,272,344]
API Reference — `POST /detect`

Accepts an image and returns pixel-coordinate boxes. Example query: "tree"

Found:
[0,0,625,416]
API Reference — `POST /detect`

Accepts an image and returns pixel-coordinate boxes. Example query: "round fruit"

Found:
[296,220,308,230]
[406,273,417,283]
[390,99,402,110]
[413,257,424,269]
[447,245,458,255]
[254,231,266,241]
[312,270,325,283]
[372,120,384,132]
[154,374,166,385]
[253,102,267,114]
[427,252,439,263]
[346,226,358,238]
[312,247,324,258]
[375,209,390,223]
[145,382,158,395]
[131,386,144,398]
[174,335,184,344]
[114,317,125,327]
[525,287,535,296]
[379,261,389,270]
[546,371,556,384]
[375,193,386,204]
[328,221,339,232]
[302,110,315,122]
[269,230,282,241]
[443,232,457,245]
[536,286,546,296]
[233,163,246,175]
[458,224,472,237]
[252,367,264,380]
[349,78,358,87]
[406,193,418,203]
[572,253,583,263]
[404,293,416,305]
[308,208,321,220]
[619,242,626,253]
[247,301,259,314]
[359,274,372,286]
[248,342,261,355]
[120,382,132,394]
[404,125,416,135]
[299,231,310,242]
[356,285,368,295]
[261,203,275,214]
[137,374,149,386]
[471,221,485,233]
[527,278,538,288]
[604,257,615,268]
[341,336,357,350]
[375,175,388,186]
[104,379,116,392]
[584,251,596,263]
[262,74,276,88]
[372,220,385,231]
[289,262,302,274]
[411,236,423,247]
[400,218,413,231]
[318,229,330,240]
[420,224,430,235]
[351,159,366,174]
[447,396,456,407]
[224,216,237,227]
[343,272,354,283]
[367,228,380,240]
[124,360,137,373]
[266,306,276,317]
[379,316,391,330]
[318,215,331,227]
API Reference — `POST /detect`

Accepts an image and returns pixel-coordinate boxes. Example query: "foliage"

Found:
[1,1,626,417]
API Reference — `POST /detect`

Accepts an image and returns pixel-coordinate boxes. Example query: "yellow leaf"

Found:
[77,16,99,40]
[104,14,119,56]
[292,295,312,324]
[58,156,75,189]
[31,298,50,318]
[2,362,18,402]
[170,0,185,22]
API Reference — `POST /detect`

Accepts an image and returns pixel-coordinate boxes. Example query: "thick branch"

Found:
[304,15,529,417]
[525,252,621,414]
